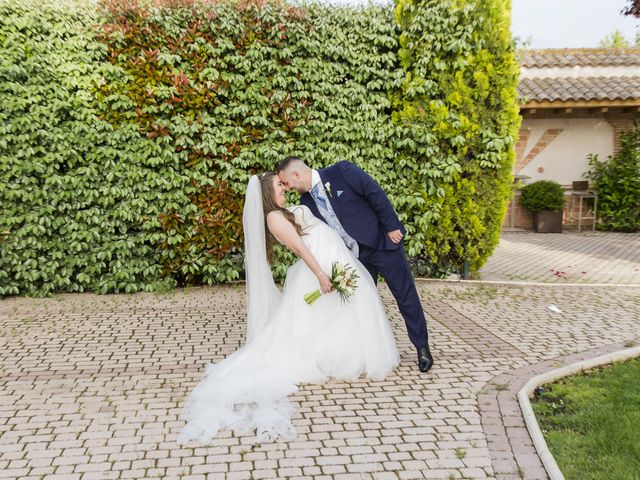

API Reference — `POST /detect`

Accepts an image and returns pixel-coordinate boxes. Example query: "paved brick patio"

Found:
[479,232,640,284]
[1,276,639,479]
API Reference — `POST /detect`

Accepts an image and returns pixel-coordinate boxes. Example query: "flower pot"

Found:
[533,210,563,233]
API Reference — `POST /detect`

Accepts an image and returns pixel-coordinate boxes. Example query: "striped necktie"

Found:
[310,183,359,257]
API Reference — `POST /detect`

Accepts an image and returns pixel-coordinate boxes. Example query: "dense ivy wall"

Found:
[0,0,520,297]
[2,0,163,296]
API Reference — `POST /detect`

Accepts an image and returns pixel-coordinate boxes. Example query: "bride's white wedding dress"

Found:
[177,205,400,444]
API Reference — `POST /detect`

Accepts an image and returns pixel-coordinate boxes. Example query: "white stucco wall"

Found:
[519,118,614,186]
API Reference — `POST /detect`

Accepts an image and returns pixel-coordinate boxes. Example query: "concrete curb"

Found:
[416,277,640,288]
[516,345,640,480]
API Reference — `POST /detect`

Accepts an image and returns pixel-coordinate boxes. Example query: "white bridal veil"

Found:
[242,175,282,343]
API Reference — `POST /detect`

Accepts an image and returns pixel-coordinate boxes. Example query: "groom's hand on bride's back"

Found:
[387,229,403,244]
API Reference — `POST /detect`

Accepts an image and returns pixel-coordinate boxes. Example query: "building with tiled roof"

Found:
[518,48,640,108]
[520,48,640,68]
[519,75,640,104]
[508,48,640,230]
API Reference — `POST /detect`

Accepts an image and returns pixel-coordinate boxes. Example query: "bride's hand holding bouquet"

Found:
[304,262,359,305]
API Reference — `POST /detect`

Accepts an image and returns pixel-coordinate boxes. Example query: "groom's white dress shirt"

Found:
[310,170,323,192]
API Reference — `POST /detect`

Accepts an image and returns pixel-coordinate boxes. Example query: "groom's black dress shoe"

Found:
[417,345,434,372]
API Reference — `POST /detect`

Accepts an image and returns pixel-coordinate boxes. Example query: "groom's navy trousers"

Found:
[300,161,429,350]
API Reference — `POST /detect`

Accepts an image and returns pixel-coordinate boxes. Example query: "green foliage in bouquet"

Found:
[304,261,360,305]
[586,126,640,232]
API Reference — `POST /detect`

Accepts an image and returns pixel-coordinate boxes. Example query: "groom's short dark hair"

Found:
[277,156,304,173]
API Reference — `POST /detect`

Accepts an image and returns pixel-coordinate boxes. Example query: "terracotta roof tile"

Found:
[520,48,640,68]
[518,76,640,102]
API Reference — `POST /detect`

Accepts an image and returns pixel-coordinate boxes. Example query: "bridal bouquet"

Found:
[304,262,359,305]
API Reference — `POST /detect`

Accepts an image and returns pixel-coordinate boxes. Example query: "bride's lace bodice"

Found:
[269,205,323,247]
[287,205,321,231]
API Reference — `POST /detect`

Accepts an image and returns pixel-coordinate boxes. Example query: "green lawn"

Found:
[532,356,640,480]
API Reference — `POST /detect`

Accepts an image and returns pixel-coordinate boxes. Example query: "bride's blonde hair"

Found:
[259,172,305,264]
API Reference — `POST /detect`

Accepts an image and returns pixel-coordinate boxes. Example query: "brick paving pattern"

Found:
[479,232,640,284]
[2,277,639,479]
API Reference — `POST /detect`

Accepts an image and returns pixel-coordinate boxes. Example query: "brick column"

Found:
[605,112,639,155]
[514,127,531,174]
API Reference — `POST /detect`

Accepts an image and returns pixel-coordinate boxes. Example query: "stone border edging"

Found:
[417,278,640,288]
[517,345,640,480]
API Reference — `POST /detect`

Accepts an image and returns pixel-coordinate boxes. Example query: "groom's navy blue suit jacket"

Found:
[300,161,405,252]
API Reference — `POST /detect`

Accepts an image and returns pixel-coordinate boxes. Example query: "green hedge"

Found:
[0,0,520,297]
[586,126,640,232]
[393,0,521,271]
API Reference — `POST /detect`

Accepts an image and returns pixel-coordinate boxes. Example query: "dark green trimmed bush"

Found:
[519,180,565,213]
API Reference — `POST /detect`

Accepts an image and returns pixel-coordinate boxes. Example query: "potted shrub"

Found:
[519,180,565,233]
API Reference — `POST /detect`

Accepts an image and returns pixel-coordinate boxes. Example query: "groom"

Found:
[277,157,433,373]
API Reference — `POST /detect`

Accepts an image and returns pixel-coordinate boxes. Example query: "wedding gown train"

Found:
[177,205,400,444]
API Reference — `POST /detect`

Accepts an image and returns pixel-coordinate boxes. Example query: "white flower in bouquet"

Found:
[303,261,359,305]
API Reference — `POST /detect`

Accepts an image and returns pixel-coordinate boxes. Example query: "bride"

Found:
[177,172,400,444]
